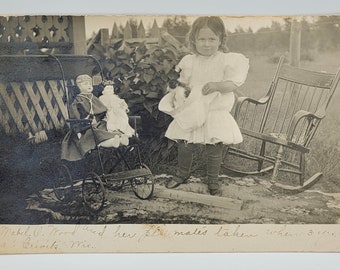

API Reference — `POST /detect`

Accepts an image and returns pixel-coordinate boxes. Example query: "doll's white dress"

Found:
[99,91,134,137]
[159,51,249,145]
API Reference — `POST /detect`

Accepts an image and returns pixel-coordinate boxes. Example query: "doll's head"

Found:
[102,85,115,96]
[173,86,188,108]
[188,16,228,55]
[76,74,93,94]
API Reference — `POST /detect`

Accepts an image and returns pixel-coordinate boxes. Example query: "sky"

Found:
[84,15,289,38]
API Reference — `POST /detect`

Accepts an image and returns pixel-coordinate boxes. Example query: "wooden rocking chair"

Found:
[223,56,340,193]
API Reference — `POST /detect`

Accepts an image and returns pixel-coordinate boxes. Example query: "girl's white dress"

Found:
[159,51,249,145]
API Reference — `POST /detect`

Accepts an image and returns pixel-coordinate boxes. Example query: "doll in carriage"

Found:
[53,67,154,212]
[60,74,132,161]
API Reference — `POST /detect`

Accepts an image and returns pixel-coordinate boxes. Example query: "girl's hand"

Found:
[202,82,219,95]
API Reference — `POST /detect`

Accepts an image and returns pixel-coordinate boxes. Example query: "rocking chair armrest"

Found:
[234,95,271,120]
[236,95,270,106]
[285,108,326,147]
[292,109,325,122]
[235,77,276,107]
[288,109,326,135]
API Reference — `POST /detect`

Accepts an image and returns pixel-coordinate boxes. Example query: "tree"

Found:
[314,16,340,51]
[162,16,190,43]
[300,18,315,52]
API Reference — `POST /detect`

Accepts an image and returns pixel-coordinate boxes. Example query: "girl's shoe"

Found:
[165,175,189,189]
[165,179,181,189]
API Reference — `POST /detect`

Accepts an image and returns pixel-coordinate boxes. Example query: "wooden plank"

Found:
[153,186,243,210]
[0,83,25,132]
[10,82,38,132]
[35,80,61,128]
[105,168,151,182]
[48,80,68,120]
[24,82,49,129]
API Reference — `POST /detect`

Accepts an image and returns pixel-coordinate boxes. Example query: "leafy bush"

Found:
[88,40,184,168]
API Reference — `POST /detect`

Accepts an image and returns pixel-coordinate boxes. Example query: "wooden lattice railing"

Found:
[0,55,100,138]
[0,79,68,135]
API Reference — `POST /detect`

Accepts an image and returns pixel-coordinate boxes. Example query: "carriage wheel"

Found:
[103,156,125,191]
[82,171,106,212]
[53,164,74,202]
[131,164,154,200]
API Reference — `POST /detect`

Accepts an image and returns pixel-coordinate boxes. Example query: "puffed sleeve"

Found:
[176,54,194,85]
[223,53,249,87]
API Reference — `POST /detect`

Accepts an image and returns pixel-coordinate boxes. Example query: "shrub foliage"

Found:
[88,40,184,167]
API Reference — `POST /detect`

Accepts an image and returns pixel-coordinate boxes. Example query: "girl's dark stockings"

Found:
[174,141,224,194]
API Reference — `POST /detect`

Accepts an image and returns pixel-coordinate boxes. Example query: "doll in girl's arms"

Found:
[167,68,191,109]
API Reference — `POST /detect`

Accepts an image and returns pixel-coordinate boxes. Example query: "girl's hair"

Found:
[188,16,228,54]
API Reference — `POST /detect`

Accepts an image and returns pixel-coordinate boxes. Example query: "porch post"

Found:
[70,16,87,55]
[289,19,301,67]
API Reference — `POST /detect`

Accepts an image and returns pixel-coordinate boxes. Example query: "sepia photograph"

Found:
[0,4,340,256]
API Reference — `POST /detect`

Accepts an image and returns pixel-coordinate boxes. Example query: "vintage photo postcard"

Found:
[0,14,340,254]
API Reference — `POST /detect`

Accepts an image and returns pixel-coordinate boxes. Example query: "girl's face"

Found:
[195,27,221,56]
[77,80,93,94]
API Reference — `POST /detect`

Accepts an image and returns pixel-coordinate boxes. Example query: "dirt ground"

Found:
[1,135,340,224]
[24,173,340,224]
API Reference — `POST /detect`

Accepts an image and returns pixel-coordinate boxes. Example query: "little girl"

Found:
[61,74,126,161]
[159,16,249,195]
